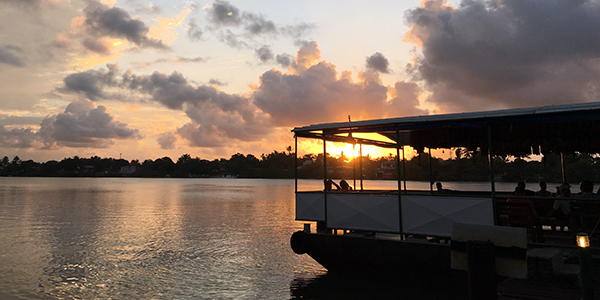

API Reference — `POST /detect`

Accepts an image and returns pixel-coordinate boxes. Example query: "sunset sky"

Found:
[1,0,600,162]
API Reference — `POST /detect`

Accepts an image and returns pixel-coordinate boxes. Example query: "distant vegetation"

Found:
[0,148,598,184]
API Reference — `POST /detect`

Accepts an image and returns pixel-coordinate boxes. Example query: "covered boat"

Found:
[290,102,600,280]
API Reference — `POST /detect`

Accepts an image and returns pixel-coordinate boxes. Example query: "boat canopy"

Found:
[292,102,600,156]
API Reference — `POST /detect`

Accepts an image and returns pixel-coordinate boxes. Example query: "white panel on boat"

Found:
[296,193,325,221]
[326,194,400,232]
[401,195,494,237]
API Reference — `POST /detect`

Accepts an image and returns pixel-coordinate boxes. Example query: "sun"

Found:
[296,132,400,161]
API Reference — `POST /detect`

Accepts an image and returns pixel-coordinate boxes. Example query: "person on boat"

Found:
[549,182,572,220]
[515,181,535,196]
[435,182,452,193]
[325,179,341,192]
[339,180,353,192]
[507,186,543,242]
[573,180,598,230]
[533,181,553,216]
[535,181,552,197]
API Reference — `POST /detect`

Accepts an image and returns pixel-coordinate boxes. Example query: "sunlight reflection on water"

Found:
[0,178,518,299]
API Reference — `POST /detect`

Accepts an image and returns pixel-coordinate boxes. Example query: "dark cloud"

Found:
[187,18,204,41]
[216,29,249,49]
[255,45,274,63]
[0,126,38,148]
[366,52,390,74]
[0,98,141,150]
[61,64,120,100]
[82,38,110,54]
[157,131,176,149]
[208,78,227,86]
[208,0,242,26]
[38,99,142,148]
[405,0,600,112]
[203,0,315,54]
[0,115,43,127]
[83,1,168,50]
[244,13,277,35]
[275,54,293,68]
[0,45,25,67]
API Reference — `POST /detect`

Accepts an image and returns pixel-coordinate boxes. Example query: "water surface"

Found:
[0,177,525,299]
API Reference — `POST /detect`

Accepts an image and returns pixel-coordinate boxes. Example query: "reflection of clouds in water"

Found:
[0,178,329,299]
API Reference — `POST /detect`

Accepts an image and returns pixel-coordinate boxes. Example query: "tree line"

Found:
[0,149,598,183]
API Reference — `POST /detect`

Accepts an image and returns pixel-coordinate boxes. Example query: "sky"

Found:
[1,0,600,162]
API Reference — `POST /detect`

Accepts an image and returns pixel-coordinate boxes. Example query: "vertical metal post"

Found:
[428,148,433,193]
[317,137,328,234]
[294,136,298,193]
[402,146,406,191]
[487,125,497,224]
[560,152,566,183]
[360,144,363,191]
[353,143,356,190]
[396,131,403,235]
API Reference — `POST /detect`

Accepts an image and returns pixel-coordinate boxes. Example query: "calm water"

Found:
[0,178,523,299]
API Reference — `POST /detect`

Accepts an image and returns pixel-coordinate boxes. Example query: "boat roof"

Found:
[292,101,600,156]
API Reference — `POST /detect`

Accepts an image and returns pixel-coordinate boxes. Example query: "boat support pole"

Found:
[319,136,328,234]
[429,148,433,193]
[396,131,403,237]
[487,124,497,225]
[294,135,298,193]
[360,144,363,191]
[560,152,566,183]
[403,146,406,191]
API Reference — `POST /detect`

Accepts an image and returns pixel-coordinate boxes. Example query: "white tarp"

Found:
[296,193,325,221]
[401,195,494,237]
[327,194,400,232]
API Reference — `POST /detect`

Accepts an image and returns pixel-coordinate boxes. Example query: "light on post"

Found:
[577,232,590,248]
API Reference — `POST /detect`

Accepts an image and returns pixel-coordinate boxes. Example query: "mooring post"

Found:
[467,240,497,300]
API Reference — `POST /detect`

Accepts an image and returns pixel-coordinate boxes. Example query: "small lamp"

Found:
[577,232,590,248]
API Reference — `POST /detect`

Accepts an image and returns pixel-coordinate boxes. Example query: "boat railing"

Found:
[296,190,600,246]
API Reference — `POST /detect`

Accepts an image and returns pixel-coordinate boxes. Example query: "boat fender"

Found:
[290,231,309,254]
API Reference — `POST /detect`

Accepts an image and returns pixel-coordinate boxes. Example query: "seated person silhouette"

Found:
[324,179,340,192]
[339,180,353,192]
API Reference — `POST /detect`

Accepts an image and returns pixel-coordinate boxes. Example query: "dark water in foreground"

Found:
[0,178,485,299]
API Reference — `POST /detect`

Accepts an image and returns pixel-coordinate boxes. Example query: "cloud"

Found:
[404,0,600,112]
[208,0,242,27]
[0,98,141,150]
[59,64,273,147]
[0,126,39,148]
[255,45,274,63]
[61,63,120,100]
[0,45,26,67]
[366,52,390,74]
[38,98,142,148]
[0,0,42,9]
[133,56,208,68]
[83,0,169,50]
[157,131,177,149]
[202,0,314,54]
[187,18,204,41]
[208,78,227,86]
[253,41,425,126]
[275,53,293,68]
